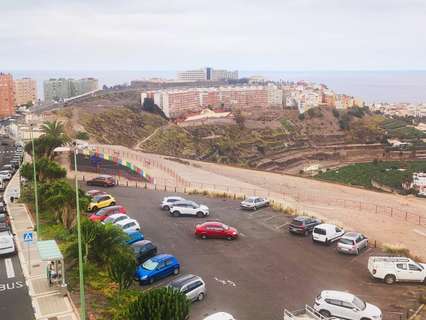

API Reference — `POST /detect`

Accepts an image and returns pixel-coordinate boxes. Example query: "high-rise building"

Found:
[43,78,98,102]
[14,78,37,106]
[0,73,15,118]
[177,68,239,82]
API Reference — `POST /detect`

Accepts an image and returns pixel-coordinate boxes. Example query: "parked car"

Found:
[2,164,15,173]
[126,230,145,245]
[0,213,10,226]
[168,274,206,302]
[86,175,116,187]
[368,256,426,284]
[0,229,15,255]
[203,313,236,320]
[161,196,185,211]
[0,179,5,192]
[85,189,108,198]
[288,216,321,235]
[170,200,209,217]
[115,218,140,232]
[337,232,368,255]
[313,290,382,320]
[89,205,127,222]
[131,240,157,264]
[10,160,20,169]
[0,222,10,232]
[312,223,344,245]
[0,170,12,181]
[240,196,269,210]
[135,254,180,285]
[195,221,238,240]
[103,213,129,224]
[87,194,116,212]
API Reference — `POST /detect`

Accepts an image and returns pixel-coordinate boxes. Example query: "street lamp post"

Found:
[30,124,40,233]
[73,145,86,320]
[54,144,86,320]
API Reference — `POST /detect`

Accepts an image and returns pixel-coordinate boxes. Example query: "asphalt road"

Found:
[0,137,34,320]
[88,185,424,320]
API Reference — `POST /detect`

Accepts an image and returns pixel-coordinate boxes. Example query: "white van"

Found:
[0,230,16,255]
[368,256,426,284]
[312,223,344,244]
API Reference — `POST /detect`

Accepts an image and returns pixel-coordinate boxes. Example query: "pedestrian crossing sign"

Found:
[23,231,33,243]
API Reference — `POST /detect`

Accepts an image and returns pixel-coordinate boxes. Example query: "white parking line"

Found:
[239,232,246,237]
[413,229,426,237]
[5,258,15,279]
[263,216,279,222]
[275,222,290,230]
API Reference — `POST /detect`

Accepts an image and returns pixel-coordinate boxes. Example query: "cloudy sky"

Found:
[2,0,426,71]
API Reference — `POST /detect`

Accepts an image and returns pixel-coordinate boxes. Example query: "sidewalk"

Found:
[5,173,79,320]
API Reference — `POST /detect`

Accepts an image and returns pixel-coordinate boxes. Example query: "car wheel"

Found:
[227,236,234,241]
[149,277,155,284]
[92,206,98,212]
[319,310,331,318]
[173,267,180,275]
[173,211,180,217]
[384,274,396,285]
[355,248,359,255]
[196,211,204,218]
[201,234,207,239]
[360,318,372,320]
[253,206,257,211]
[164,205,170,211]
[110,202,115,206]
[325,238,330,246]
[197,293,205,301]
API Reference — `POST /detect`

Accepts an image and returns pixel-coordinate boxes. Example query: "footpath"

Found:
[5,172,79,320]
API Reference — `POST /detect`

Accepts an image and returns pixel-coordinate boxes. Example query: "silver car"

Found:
[337,232,368,255]
[167,274,206,302]
[240,196,270,210]
[161,196,185,211]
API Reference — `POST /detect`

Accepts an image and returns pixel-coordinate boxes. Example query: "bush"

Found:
[298,113,305,121]
[76,131,90,140]
[332,108,340,118]
[382,243,410,257]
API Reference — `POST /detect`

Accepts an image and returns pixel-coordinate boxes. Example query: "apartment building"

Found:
[142,85,268,118]
[266,84,284,106]
[14,78,37,106]
[0,73,15,118]
[177,67,239,82]
[44,78,98,102]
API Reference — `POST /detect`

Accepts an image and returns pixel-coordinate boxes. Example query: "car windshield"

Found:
[246,198,256,203]
[339,238,354,245]
[313,228,326,235]
[352,296,366,310]
[142,259,158,271]
[292,219,303,226]
[222,224,230,230]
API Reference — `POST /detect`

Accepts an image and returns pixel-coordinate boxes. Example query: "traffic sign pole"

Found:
[23,231,33,276]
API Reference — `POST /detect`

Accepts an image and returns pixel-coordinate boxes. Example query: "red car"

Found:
[86,175,116,187]
[195,221,238,240]
[86,190,108,198]
[89,205,127,222]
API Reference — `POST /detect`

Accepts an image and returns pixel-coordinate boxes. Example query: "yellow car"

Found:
[87,194,116,212]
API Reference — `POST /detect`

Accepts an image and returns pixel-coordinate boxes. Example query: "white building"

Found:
[211,69,238,81]
[266,84,283,106]
[176,69,207,82]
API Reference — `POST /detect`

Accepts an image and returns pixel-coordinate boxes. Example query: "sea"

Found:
[6,70,426,104]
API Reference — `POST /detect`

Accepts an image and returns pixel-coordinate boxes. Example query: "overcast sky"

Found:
[2,0,426,71]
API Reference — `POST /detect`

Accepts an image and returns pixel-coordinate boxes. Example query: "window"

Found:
[165,259,174,266]
[325,299,341,307]
[341,301,354,309]
[186,280,203,292]
[335,227,342,233]
[157,261,166,269]
[409,264,422,271]
[313,228,326,235]
[396,263,407,270]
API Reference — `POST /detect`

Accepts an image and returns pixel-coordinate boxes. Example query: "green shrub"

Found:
[76,131,90,140]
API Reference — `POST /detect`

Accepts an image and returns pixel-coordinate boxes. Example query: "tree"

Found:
[233,109,245,129]
[107,248,136,293]
[20,157,66,183]
[118,287,190,320]
[25,135,67,159]
[75,131,90,140]
[80,219,102,263]
[41,120,66,138]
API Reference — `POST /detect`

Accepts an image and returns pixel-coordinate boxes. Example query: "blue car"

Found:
[135,254,180,285]
[126,230,144,245]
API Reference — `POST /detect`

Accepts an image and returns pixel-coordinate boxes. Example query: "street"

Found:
[0,136,34,320]
[89,185,424,320]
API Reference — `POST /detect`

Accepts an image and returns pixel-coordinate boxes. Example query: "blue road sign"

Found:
[23,231,33,243]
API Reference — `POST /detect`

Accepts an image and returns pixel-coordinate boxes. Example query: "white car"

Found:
[203,312,236,320]
[0,230,16,255]
[114,218,140,232]
[170,200,209,217]
[161,196,185,211]
[103,213,129,224]
[312,223,344,244]
[240,196,269,210]
[314,290,382,320]
[368,256,426,284]
[0,170,12,181]
[168,274,206,302]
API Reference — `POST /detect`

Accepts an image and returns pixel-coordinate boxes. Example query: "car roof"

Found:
[168,274,200,288]
[96,175,113,179]
[315,223,337,229]
[131,240,152,247]
[341,232,361,239]
[165,196,184,200]
[151,254,174,262]
[203,312,235,320]
[293,215,312,221]
[200,221,224,227]
[93,194,111,200]
[99,205,122,211]
[115,218,137,225]
[321,290,355,301]
[108,213,127,219]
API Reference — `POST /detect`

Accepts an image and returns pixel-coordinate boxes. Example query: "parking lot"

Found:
[86,185,424,320]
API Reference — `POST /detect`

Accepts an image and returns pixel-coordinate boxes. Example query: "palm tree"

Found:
[41,120,66,138]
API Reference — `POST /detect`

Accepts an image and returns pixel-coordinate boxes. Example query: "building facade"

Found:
[0,73,15,118]
[177,68,239,82]
[211,69,239,81]
[14,78,37,106]
[44,78,98,102]
[176,69,207,82]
